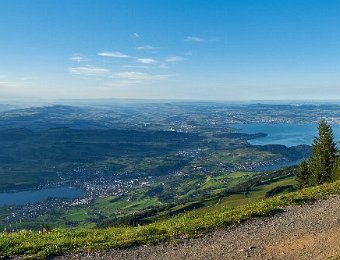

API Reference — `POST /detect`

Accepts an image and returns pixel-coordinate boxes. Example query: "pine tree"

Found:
[332,156,340,181]
[309,120,337,185]
[296,120,338,188]
[295,160,310,188]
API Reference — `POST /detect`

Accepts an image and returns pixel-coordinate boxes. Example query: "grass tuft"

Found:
[1,180,340,258]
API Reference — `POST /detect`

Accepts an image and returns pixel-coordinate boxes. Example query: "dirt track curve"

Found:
[56,195,340,260]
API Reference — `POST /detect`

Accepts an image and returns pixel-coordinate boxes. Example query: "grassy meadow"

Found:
[1,179,339,258]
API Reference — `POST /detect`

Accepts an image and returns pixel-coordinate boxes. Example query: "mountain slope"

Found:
[57,194,340,260]
[2,180,340,259]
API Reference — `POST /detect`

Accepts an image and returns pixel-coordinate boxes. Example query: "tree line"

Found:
[295,120,339,188]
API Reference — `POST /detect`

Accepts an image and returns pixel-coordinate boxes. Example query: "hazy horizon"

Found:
[1,97,340,109]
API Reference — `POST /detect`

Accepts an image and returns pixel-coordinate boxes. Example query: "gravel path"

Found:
[55,196,340,260]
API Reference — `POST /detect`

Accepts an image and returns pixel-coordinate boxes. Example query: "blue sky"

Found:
[0,0,339,100]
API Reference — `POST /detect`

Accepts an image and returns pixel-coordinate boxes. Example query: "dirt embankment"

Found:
[56,195,340,260]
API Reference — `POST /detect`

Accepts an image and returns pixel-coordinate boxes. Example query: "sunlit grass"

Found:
[1,180,340,258]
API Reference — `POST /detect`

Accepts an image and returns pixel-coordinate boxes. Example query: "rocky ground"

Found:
[55,195,340,259]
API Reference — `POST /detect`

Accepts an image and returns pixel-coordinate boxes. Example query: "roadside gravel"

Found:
[55,195,340,260]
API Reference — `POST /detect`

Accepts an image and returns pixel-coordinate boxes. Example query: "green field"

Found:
[0,125,308,192]
[1,179,339,259]
[0,124,308,231]
[0,167,296,232]
[0,105,315,251]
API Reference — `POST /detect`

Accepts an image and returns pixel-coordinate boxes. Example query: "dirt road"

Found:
[56,195,340,259]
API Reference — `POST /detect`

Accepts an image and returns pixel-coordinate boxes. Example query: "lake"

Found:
[234,123,340,147]
[0,187,84,207]
[254,159,303,172]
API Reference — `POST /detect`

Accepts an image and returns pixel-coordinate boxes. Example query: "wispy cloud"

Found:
[165,56,185,63]
[135,45,161,51]
[122,65,150,69]
[70,54,88,62]
[117,71,170,81]
[184,36,205,42]
[137,58,159,64]
[105,71,171,88]
[0,81,29,87]
[104,81,133,88]
[0,75,34,88]
[69,66,109,76]
[130,32,140,38]
[97,52,131,58]
[19,76,38,81]
[184,36,220,43]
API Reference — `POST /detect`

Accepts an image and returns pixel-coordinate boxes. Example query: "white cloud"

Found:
[69,66,109,76]
[19,76,38,81]
[104,81,134,88]
[122,65,150,69]
[135,45,160,51]
[0,81,29,87]
[184,36,205,42]
[0,76,34,88]
[104,71,171,88]
[165,56,185,63]
[97,52,130,58]
[117,71,170,81]
[0,81,14,86]
[137,58,158,64]
[184,36,220,43]
[130,32,140,38]
[70,55,88,62]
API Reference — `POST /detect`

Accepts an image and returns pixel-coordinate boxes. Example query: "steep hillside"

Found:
[1,180,340,259]
[61,194,340,259]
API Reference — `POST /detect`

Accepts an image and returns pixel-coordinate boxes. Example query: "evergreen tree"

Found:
[309,120,337,185]
[295,160,310,188]
[296,120,338,188]
[332,156,340,181]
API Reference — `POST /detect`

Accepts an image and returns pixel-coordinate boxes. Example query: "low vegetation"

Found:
[1,180,340,258]
[1,114,338,258]
[2,168,294,231]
